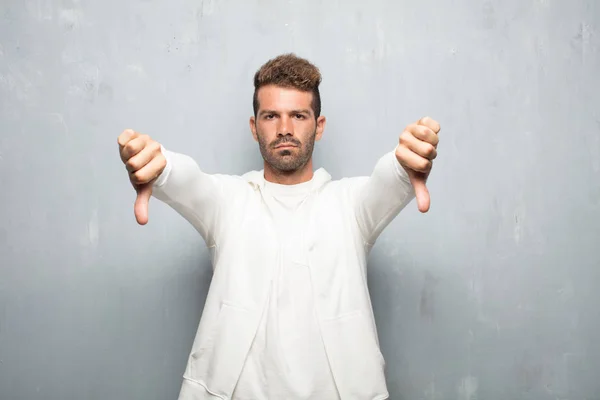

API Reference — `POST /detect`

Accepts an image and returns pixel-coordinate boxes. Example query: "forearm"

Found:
[152,148,225,244]
[354,149,415,245]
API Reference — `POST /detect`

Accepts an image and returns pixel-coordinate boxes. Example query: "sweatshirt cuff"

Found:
[392,145,412,185]
[153,145,172,188]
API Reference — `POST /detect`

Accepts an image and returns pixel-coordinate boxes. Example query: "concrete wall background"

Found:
[1,0,599,399]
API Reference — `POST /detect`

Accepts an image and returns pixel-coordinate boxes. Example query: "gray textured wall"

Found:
[1,0,599,399]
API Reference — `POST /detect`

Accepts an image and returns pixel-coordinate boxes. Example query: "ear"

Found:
[249,116,258,142]
[315,115,326,142]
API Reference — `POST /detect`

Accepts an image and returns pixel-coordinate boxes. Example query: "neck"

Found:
[263,158,314,185]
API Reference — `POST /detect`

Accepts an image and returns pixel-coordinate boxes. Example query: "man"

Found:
[118,53,440,400]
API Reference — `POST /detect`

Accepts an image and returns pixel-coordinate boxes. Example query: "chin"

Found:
[268,158,301,172]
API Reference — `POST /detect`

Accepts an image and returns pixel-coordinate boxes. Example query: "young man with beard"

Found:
[117,53,440,400]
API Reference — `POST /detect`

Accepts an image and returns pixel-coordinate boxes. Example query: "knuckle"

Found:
[419,159,432,172]
[118,129,135,144]
[399,131,411,144]
[125,159,138,171]
[124,141,137,155]
[419,116,441,133]
[424,126,436,138]
[407,123,419,132]
[424,144,436,158]
[131,170,145,184]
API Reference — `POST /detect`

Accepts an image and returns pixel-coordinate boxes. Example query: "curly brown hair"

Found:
[252,53,322,118]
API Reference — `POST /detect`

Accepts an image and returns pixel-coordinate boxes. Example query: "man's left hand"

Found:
[395,116,441,213]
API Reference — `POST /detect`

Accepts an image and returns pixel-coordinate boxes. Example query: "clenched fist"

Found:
[395,117,441,213]
[117,129,167,225]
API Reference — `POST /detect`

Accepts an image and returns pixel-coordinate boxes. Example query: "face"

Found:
[250,84,325,173]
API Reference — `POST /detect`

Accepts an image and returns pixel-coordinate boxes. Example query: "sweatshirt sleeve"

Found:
[151,146,244,246]
[352,148,416,246]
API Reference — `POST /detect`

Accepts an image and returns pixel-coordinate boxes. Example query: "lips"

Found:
[272,139,300,149]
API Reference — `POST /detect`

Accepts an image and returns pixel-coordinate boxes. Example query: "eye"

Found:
[264,114,275,120]
[295,114,305,119]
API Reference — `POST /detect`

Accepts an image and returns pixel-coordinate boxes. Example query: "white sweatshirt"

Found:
[233,178,341,400]
[152,147,415,400]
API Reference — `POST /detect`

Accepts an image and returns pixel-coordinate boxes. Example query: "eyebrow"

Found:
[259,109,312,117]
[291,109,312,115]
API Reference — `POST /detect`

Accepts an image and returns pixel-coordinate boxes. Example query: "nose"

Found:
[277,115,293,137]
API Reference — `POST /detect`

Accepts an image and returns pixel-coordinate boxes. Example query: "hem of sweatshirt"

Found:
[374,393,390,400]
[179,377,226,400]
[178,377,390,400]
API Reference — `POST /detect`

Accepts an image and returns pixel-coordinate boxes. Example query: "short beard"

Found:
[257,130,316,173]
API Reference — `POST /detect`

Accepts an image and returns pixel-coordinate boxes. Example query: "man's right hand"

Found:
[117,129,167,225]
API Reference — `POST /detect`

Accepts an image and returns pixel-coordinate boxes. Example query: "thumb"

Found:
[407,170,430,213]
[134,184,153,225]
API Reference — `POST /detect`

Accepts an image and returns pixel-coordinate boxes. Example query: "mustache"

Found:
[271,137,301,148]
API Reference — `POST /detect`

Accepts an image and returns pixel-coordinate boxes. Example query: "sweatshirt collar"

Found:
[243,168,331,192]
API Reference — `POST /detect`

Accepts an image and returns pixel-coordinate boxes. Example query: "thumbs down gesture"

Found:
[395,117,441,213]
[117,129,167,225]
